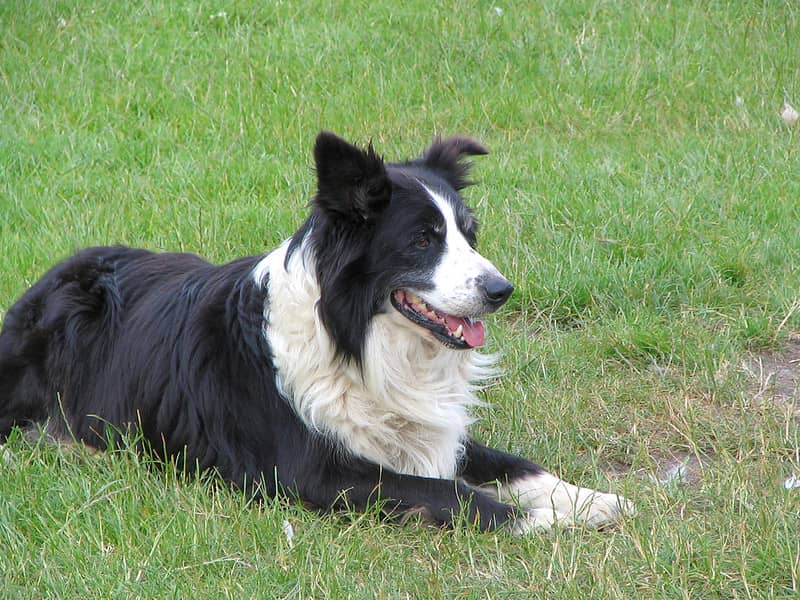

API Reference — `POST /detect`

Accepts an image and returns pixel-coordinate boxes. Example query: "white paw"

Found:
[497,472,636,530]
[511,508,571,535]
[578,491,636,528]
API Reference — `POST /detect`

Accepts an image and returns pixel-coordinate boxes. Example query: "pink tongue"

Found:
[444,315,485,347]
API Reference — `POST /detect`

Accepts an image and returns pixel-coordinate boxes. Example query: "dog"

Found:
[0,132,633,533]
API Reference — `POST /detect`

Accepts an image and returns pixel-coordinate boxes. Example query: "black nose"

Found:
[481,275,514,308]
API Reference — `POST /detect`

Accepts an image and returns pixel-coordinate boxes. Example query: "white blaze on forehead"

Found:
[424,185,474,253]
[420,184,505,316]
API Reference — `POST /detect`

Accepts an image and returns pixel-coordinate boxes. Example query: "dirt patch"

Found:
[605,451,704,488]
[605,336,800,488]
[646,452,704,486]
[743,332,800,412]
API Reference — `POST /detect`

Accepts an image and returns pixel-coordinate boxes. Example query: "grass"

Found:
[1,0,799,597]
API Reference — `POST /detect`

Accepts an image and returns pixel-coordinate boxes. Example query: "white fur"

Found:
[418,186,506,316]
[252,236,497,479]
[497,471,636,532]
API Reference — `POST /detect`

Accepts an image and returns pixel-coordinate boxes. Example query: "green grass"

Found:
[1,0,799,597]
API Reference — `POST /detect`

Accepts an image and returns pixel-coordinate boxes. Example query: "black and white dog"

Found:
[0,132,633,533]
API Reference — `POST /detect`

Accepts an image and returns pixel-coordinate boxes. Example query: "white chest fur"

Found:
[252,242,496,479]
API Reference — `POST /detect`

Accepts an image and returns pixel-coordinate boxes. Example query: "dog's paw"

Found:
[498,472,636,530]
[578,491,636,528]
[510,493,634,534]
[511,508,571,535]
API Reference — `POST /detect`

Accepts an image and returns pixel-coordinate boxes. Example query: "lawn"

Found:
[1,0,799,597]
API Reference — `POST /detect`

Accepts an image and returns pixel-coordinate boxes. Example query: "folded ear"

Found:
[313,132,391,222]
[422,135,489,190]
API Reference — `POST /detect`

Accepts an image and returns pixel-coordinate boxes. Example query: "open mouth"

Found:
[390,290,485,349]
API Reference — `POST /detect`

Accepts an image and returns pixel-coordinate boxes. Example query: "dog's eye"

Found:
[415,233,431,249]
[414,222,444,249]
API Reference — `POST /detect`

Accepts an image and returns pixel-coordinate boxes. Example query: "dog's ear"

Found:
[313,132,391,223]
[422,135,489,190]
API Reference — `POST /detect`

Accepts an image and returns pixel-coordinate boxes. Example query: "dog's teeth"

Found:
[405,293,448,326]
[453,324,463,338]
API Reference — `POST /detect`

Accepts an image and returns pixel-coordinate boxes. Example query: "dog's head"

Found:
[302,132,513,362]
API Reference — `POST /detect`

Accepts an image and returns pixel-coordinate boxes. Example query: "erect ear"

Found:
[313,131,391,222]
[421,135,489,190]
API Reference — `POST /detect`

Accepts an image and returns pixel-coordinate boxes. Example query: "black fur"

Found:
[0,132,542,531]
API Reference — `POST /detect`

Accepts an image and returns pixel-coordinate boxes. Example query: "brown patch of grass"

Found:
[743,332,800,415]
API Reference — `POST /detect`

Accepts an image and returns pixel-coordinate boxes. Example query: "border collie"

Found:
[0,132,633,533]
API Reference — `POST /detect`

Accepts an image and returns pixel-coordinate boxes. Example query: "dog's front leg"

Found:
[460,439,635,533]
[295,458,518,531]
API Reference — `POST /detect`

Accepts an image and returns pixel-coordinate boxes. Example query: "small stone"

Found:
[781,102,799,126]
